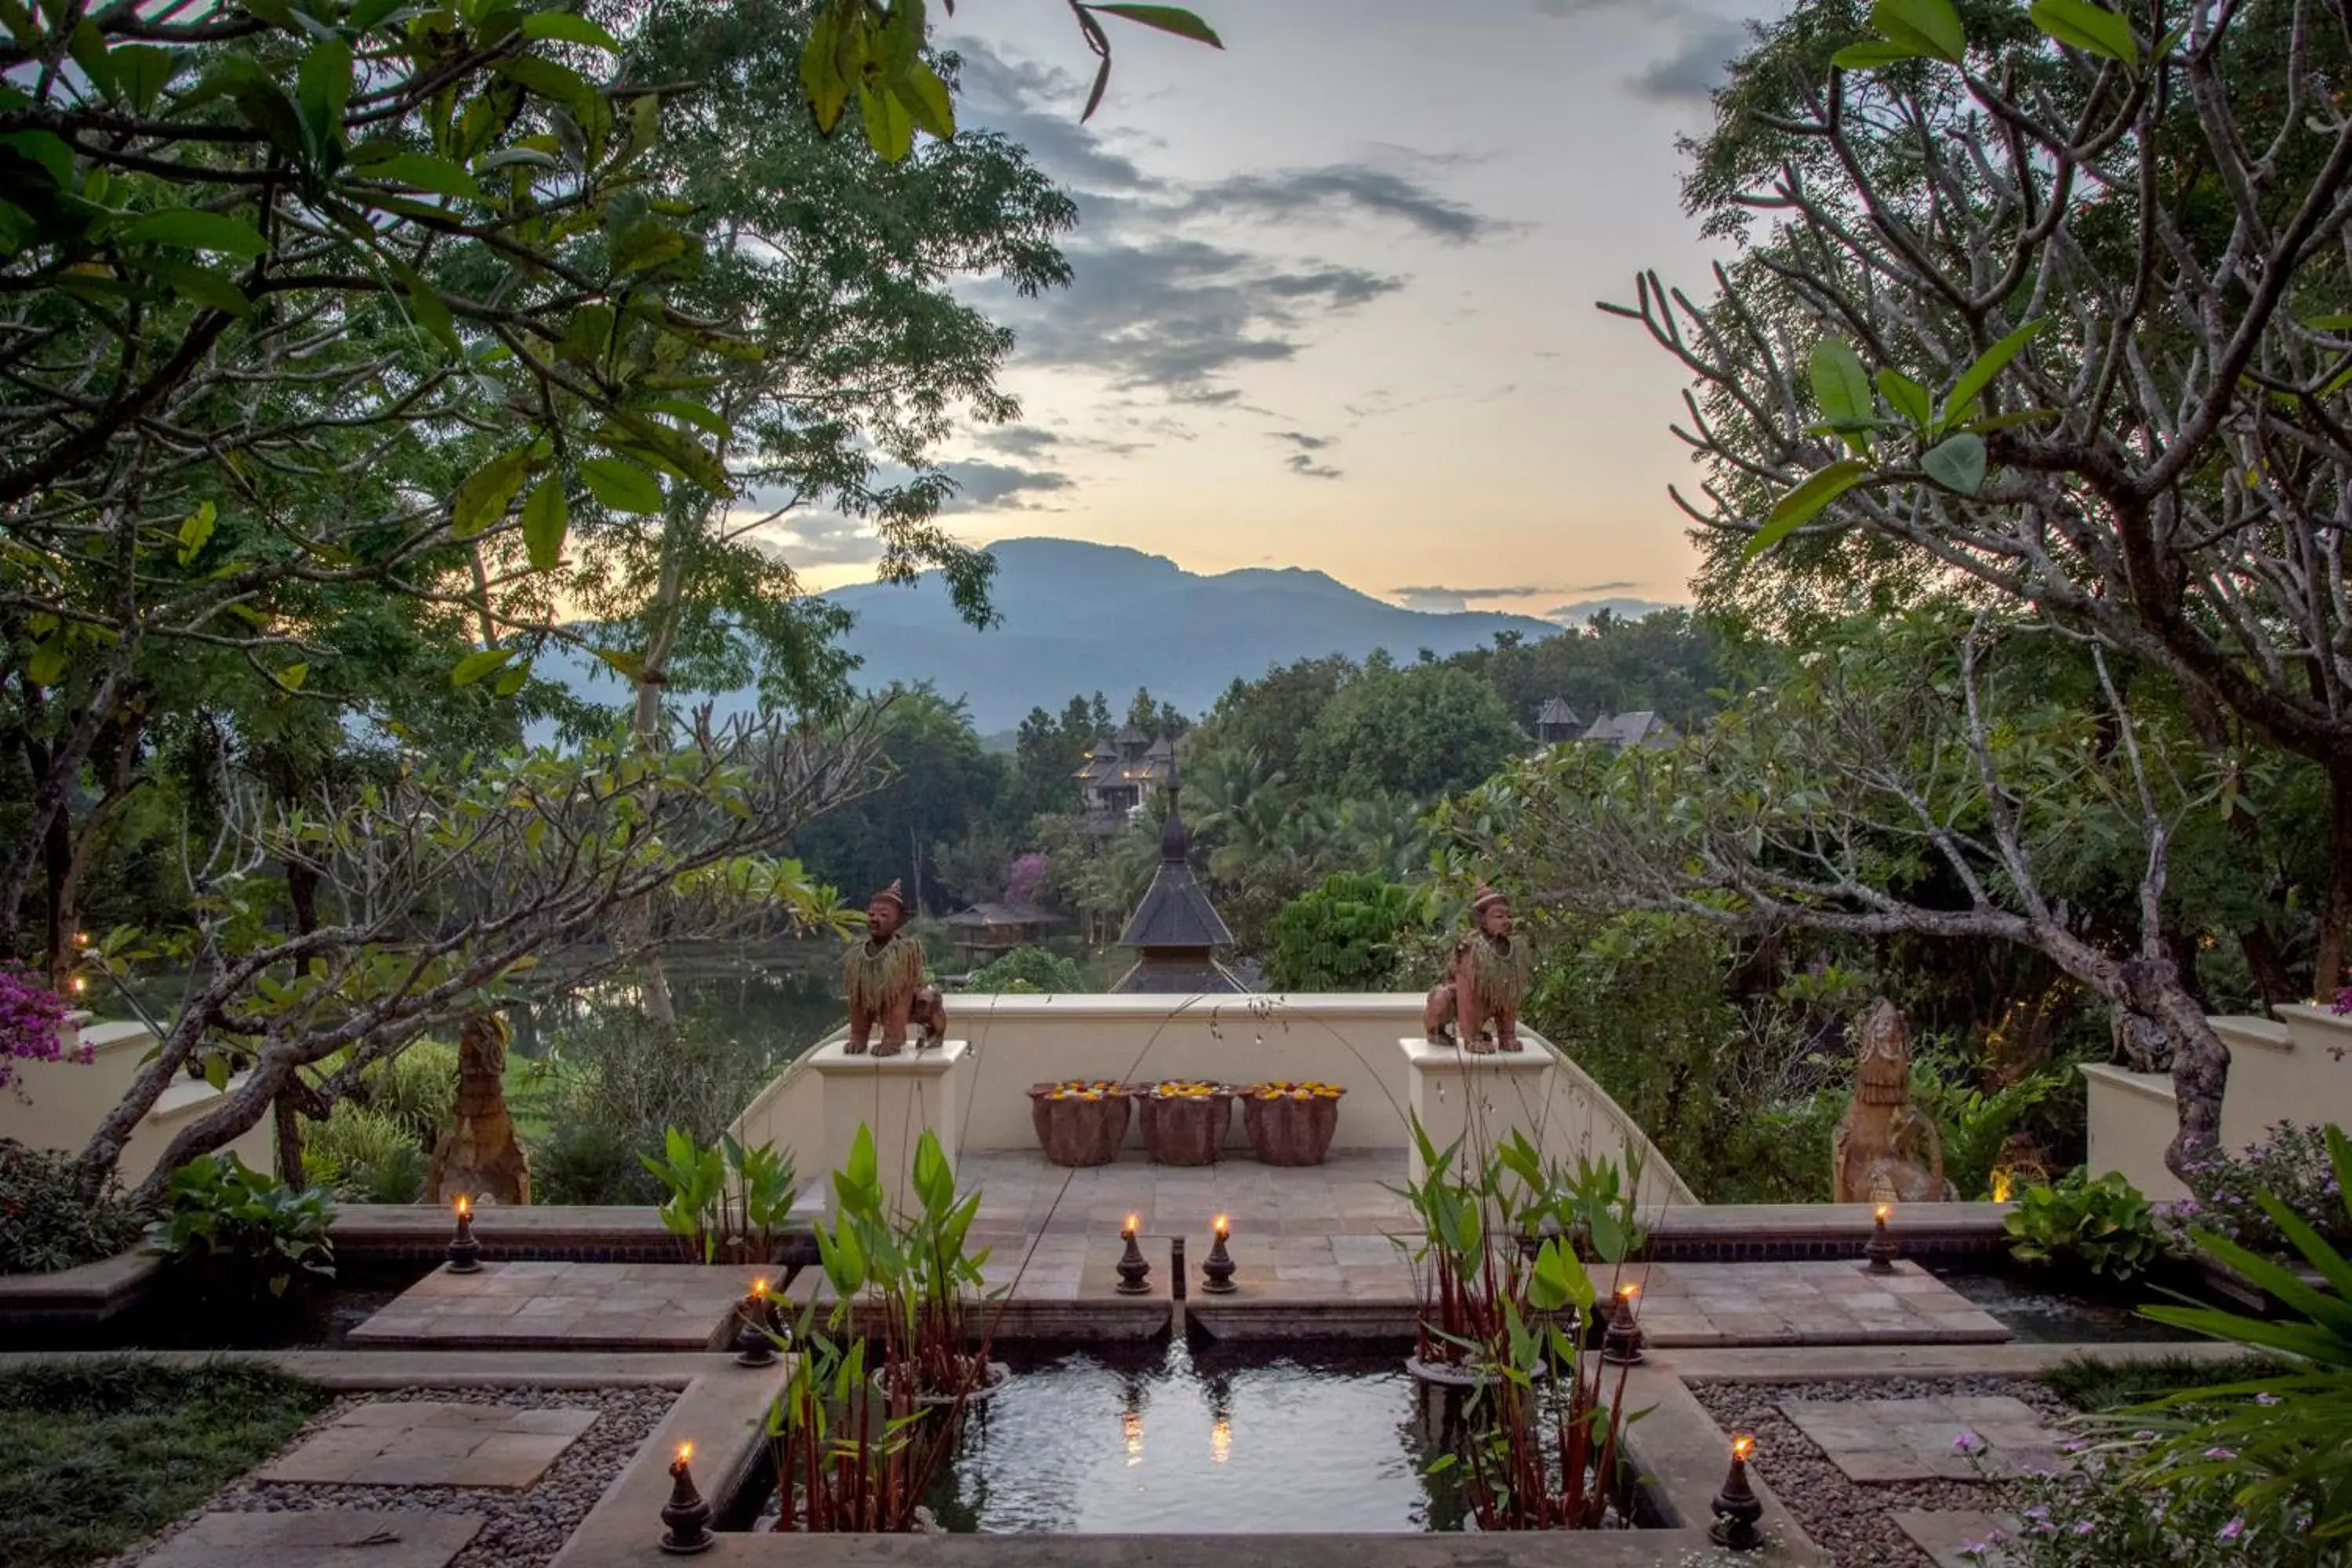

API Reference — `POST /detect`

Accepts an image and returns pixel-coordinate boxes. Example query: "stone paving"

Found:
[1634,1261,2009,1346]
[960,1148,1410,1237]
[260,1402,599,1488]
[139,1510,486,1568]
[1893,1508,2025,1568]
[1781,1394,2066,1481]
[346,1261,768,1350]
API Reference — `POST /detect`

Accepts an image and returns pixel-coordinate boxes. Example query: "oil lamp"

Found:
[1200,1214,1237,1294]
[733,1277,780,1367]
[1115,1214,1152,1295]
[1600,1280,1645,1366]
[447,1193,481,1275]
[1708,1433,1763,1550]
[659,1440,713,1554]
[1863,1201,1899,1275]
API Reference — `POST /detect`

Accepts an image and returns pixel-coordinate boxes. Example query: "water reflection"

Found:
[507,938,844,1074]
[920,1338,1474,1533]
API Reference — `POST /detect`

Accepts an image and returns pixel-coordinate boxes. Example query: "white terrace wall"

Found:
[0,1017,274,1186]
[2082,1005,2352,1201]
[731,992,1695,1207]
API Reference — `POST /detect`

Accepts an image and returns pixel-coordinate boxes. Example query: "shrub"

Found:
[966,946,1085,994]
[0,964,78,1094]
[0,1138,146,1275]
[148,1152,335,1306]
[303,1105,427,1205]
[2168,1120,2352,1264]
[2005,1168,2166,1282]
[363,1038,457,1147]
[529,1003,770,1204]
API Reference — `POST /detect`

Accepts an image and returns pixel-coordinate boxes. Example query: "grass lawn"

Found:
[0,1357,327,1568]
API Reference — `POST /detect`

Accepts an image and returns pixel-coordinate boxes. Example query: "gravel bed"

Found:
[1690,1377,2077,1568]
[114,1384,676,1568]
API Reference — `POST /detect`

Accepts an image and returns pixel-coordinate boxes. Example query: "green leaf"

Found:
[151,260,253,316]
[2306,314,2352,332]
[579,454,664,514]
[858,82,915,163]
[492,661,532,698]
[279,662,308,691]
[1940,319,2045,430]
[800,4,851,132]
[452,445,532,539]
[520,10,619,49]
[1086,3,1224,46]
[365,152,482,200]
[898,57,954,140]
[1748,459,1871,557]
[590,646,645,681]
[520,476,568,571]
[26,637,64,687]
[104,44,178,113]
[1875,368,1931,430]
[1922,432,1987,495]
[451,645,518,687]
[176,501,216,565]
[1833,38,1929,67]
[296,38,353,162]
[641,397,732,441]
[2028,0,2139,64]
[119,209,270,257]
[1871,0,1965,61]
[1809,337,1875,430]
[381,251,461,354]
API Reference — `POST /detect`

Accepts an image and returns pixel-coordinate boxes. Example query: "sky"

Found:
[777,0,1778,622]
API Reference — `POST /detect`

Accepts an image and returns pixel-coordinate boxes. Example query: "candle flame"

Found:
[454,1194,470,1218]
[1618,1280,1639,1300]
[752,1277,768,1298]
[1875,1203,1891,1222]
[1214,1214,1229,1239]
[1123,1214,1139,1236]
[676,1441,693,1464]
[1733,1434,1754,1461]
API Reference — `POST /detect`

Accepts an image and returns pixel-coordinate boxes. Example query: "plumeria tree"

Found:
[1613,0,2352,993]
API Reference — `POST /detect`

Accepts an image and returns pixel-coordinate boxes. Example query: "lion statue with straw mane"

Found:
[842,880,946,1057]
[1422,882,1532,1054]
[1831,998,1954,1203]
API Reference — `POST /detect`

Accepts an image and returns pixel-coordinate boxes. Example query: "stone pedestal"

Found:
[1399,1037,1554,1184]
[808,1038,969,1203]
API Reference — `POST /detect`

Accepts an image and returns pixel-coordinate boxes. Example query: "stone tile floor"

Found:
[958,1148,1410,1237]
[260,1402,598,1488]
[347,1262,768,1350]
[139,1510,486,1568]
[1782,1395,2066,1481]
[1634,1261,2010,1346]
[1894,1508,2025,1568]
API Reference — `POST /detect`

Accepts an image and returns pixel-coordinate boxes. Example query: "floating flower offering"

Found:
[1149,1080,1231,1098]
[1248,1080,1345,1100]
[1038,1079,1128,1101]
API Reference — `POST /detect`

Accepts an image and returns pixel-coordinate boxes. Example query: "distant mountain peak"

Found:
[815,537,1558,728]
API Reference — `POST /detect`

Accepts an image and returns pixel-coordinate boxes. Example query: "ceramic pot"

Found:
[1028,1085,1131,1167]
[1242,1092,1341,1166]
[1138,1090,1232,1166]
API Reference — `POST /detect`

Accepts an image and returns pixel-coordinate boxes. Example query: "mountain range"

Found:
[820,538,1561,730]
[535,538,1605,732]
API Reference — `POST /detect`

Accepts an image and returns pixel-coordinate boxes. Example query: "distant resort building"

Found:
[941,902,1068,967]
[1532,699,1679,752]
[1110,783,1247,995]
[1074,725,1177,830]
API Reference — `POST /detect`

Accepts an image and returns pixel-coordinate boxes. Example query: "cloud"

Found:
[1283,452,1344,480]
[1272,430,1334,452]
[1629,18,1750,101]
[1563,579,1639,593]
[758,510,885,567]
[1544,597,1683,625]
[982,238,1404,394]
[1393,583,1566,611]
[1188,166,1505,244]
[943,42,1153,194]
[938,459,1073,512]
[974,424,1061,459]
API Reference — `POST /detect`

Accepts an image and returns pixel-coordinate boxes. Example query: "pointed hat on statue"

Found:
[1470,880,1508,913]
[870,879,908,913]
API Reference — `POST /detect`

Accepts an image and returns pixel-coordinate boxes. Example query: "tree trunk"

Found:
[2238,924,2296,1014]
[2313,759,2352,1002]
[2122,956,2232,1181]
[274,1094,305,1188]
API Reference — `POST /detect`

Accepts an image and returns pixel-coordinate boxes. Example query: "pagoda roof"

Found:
[1116,783,1234,950]
[1537,697,1582,728]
